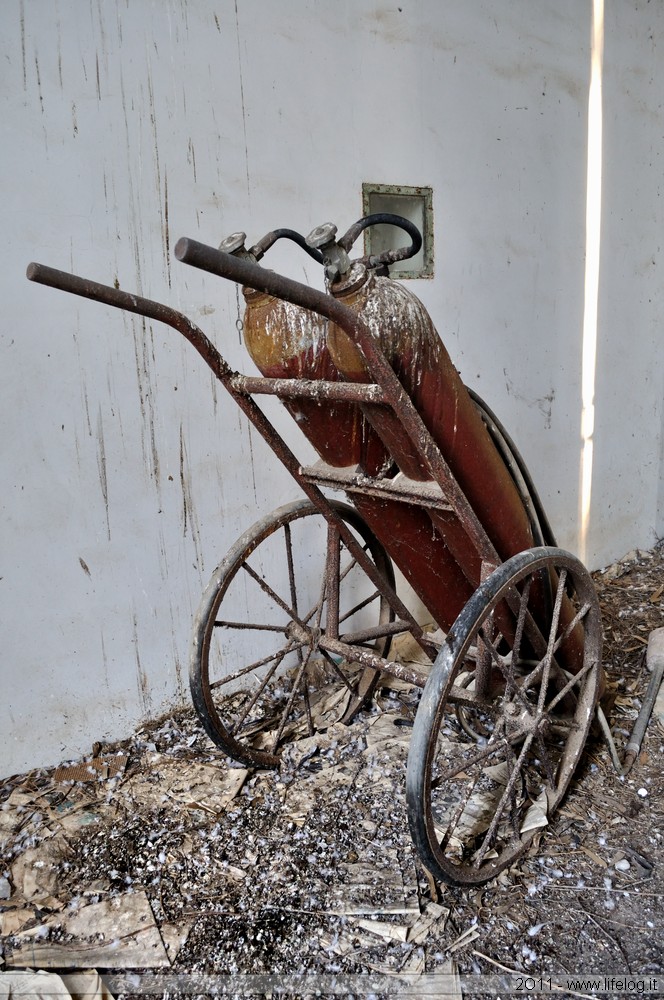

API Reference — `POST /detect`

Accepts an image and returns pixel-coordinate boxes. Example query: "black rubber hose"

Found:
[338,213,422,267]
[249,228,324,265]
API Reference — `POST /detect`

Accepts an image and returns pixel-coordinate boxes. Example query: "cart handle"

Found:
[26,258,439,659]
[26,261,233,382]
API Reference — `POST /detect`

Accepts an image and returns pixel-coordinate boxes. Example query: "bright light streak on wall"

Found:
[579,0,604,563]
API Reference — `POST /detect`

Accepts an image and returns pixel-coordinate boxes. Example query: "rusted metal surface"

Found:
[237,275,468,629]
[241,286,389,472]
[230,375,387,403]
[239,275,476,628]
[326,263,536,573]
[317,633,430,691]
[28,243,595,679]
[172,236,597,667]
[192,230,542,634]
[238,233,587,669]
[299,461,453,510]
[173,237,498,560]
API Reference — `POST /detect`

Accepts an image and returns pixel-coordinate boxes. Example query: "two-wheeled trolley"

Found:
[27,215,604,885]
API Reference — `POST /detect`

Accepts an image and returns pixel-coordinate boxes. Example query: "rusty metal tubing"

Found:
[26,258,434,661]
[610,629,664,775]
[173,236,499,571]
[319,634,430,690]
[230,374,387,404]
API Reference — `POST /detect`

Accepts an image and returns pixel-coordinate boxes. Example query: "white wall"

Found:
[2,0,662,777]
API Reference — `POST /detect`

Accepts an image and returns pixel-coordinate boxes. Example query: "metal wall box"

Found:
[361,183,434,279]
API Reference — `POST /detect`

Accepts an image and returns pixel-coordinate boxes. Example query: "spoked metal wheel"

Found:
[190,499,395,767]
[406,547,603,885]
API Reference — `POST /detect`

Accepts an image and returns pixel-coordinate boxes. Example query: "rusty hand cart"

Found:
[27,215,604,886]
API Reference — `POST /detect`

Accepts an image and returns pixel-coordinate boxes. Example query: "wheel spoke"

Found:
[436,720,507,850]
[213,619,287,633]
[481,628,536,717]
[438,774,486,852]
[284,522,298,616]
[535,732,557,786]
[319,648,356,695]
[550,601,592,656]
[241,560,303,625]
[233,646,293,731]
[535,569,568,715]
[209,639,306,690]
[338,544,369,586]
[512,576,532,668]
[506,741,522,837]
[432,729,511,787]
[473,732,535,866]
[545,656,597,714]
[271,644,316,752]
[339,588,382,626]
[302,671,314,737]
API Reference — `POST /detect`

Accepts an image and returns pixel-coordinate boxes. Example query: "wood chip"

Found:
[448,925,480,953]
[7,891,170,969]
[579,845,608,868]
[355,918,410,942]
[407,901,449,943]
[53,756,128,782]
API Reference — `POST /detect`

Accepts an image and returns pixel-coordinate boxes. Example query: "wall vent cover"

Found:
[362,183,433,279]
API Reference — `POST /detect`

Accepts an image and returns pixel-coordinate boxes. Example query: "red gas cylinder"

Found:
[241,283,474,630]
[242,286,388,473]
[325,262,536,585]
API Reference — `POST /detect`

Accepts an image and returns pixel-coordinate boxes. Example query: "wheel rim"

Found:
[407,547,603,885]
[190,500,395,767]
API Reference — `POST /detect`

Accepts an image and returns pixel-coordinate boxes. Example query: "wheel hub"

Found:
[285,620,321,650]
[504,701,551,739]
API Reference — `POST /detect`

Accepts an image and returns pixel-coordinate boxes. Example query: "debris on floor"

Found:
[0,968,112,999]
[0,541,663,995]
